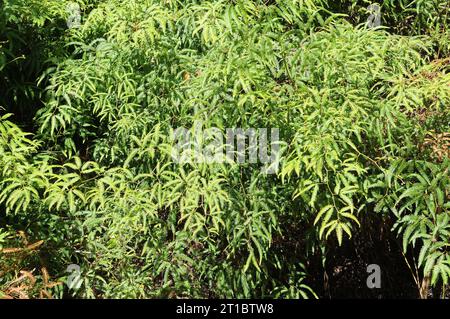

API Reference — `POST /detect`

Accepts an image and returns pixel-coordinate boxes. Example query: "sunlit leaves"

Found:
[1,0,450,299]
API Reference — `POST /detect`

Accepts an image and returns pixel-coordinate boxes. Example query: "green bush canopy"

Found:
[0,0,449,299]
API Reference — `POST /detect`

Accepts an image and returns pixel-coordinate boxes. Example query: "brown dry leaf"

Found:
[423,131,450,161]
[41,267,63,296]
[26,240,44,251]
[7,285,29,299]
[39,289,52,299]
[1,247,23,254]
[41,267,49,286]
[1,238,43,254]
[19,270,37,287]
[46,281,63,289]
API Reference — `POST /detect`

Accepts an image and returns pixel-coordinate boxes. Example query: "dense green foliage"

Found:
[1,0,449,298]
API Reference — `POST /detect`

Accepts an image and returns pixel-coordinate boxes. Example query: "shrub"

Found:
[0,0,449,298]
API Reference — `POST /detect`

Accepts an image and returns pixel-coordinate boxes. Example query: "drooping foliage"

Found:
[0,0,449,298]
